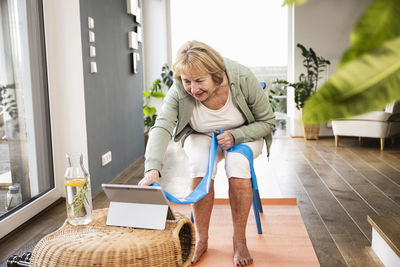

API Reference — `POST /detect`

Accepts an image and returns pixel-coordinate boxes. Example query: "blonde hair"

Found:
[172,41,226,86]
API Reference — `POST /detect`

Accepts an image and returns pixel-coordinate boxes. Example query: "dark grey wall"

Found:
[79,0,144,193]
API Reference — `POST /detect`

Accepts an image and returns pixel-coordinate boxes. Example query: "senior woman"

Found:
[139,40,275,266]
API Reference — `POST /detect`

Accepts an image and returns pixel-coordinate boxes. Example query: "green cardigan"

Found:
[144,58,276,174]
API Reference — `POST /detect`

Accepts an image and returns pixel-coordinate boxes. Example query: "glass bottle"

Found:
[64,152,93,225]
[5,184,22,211]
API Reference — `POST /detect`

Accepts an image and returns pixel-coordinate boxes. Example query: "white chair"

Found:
[332,102,400,150]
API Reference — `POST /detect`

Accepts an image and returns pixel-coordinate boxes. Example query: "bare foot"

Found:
[233,239,253,266]
[190,240,208,265]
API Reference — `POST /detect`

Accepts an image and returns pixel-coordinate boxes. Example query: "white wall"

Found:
[290,0,372,137]
[43,0,88,195]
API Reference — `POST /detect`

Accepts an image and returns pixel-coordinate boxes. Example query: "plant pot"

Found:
[303,124,320,140]
[302,109,320,140]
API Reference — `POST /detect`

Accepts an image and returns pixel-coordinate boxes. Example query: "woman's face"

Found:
[181,73,217,102]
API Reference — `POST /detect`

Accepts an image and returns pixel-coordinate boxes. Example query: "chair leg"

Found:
[335,136,339,147]
[380,138,385,151]
[358,137,362,145]
[249,160,262,234]
[254,189,263,213]
[252,194,262,234]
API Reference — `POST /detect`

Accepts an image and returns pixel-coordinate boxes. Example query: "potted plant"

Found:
[263,81,287,135]
[143,64,173,143]
[264,82,284,113]
[0,83,18,139]
[0,83,18,120]
[273,43,330,139]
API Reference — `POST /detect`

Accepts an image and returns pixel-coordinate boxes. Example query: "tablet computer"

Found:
[102,184,176,230]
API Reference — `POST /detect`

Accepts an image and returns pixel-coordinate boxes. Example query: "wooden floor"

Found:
[1,136,400,266]
[269,137,400,266]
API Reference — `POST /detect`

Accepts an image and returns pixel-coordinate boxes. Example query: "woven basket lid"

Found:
[30,208,195,267]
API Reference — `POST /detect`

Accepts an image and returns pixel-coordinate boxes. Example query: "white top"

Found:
[189,89,246,135]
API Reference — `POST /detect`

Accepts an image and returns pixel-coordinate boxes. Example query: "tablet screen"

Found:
[102,184,176,220]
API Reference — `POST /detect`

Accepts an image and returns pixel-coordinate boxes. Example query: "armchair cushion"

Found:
[332,102,400,139]
[350,111,391,122]
[332,120,392,138]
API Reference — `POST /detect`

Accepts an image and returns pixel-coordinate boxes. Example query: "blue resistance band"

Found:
[152,130,258,204]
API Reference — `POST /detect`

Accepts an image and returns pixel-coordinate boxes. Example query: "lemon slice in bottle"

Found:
[65,178,87,187]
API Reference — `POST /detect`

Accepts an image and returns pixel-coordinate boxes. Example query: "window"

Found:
[170,0,289,136]
[0,0,55,238]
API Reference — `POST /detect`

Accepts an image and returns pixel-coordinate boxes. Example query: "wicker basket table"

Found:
[30,208,195,267]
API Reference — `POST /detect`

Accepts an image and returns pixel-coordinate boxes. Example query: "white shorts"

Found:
[183,134,264,179]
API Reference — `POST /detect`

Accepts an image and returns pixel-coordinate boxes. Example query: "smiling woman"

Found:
[173,42,228,106]
[139,40,275,266]
[181,74,219,102]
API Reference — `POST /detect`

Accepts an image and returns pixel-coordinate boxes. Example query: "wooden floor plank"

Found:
[333,148,400,211]
[368,150,400,173]
[332,233,383,266]
[386,150,400,160]
[348,146,400,186]
[288,149,355,229]
[305,148,378,238]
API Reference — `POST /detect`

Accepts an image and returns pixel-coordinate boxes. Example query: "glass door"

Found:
[0,0,57,239]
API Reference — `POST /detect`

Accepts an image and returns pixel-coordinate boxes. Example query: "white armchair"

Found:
[332,102,400,150]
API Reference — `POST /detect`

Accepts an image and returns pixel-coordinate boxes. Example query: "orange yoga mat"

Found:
[171,199,320,267]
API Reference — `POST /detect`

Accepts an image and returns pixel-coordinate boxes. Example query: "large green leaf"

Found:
[143,91,165,98]
[340,0,400,67]
[302,36,400,124]
[151,92,165,98]
[143,105,156,117]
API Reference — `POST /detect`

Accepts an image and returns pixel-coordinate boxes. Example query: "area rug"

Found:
[171,198,320,266]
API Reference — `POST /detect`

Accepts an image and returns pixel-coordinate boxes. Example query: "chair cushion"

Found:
[347,111,391,122]
[332,120,390,138]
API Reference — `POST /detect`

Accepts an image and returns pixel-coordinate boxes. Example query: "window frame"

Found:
[0,0,59,239]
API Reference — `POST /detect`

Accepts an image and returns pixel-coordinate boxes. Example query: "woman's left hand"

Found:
[214,130,234,150]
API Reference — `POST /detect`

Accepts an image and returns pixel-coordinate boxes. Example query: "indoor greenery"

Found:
[294,44,330,110]
[284,0,400,124]
[272,44,330,111]
[265,82,284,112]
[0,83,18,120]
[143,64,173,131]
[68,180,89,215]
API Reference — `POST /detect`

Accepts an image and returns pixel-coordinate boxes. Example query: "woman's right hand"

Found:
[138,169,160,186]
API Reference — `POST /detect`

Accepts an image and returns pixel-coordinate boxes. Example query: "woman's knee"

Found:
[225,153,251,179]
[225,138,263,179]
